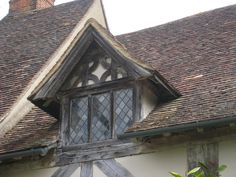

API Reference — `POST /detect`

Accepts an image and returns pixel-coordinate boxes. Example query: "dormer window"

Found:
[59,43,139,147]
[29,23,179,153]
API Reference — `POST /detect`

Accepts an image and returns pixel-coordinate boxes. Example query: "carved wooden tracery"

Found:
[61,47,129,91]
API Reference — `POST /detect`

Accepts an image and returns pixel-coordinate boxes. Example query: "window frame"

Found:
[59,79,141,149]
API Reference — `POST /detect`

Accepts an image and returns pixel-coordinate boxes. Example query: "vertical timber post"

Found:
[80,161,93,177]
[187,142,219,174]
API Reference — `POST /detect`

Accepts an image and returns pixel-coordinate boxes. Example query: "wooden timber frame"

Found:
[1,125,236,177]
[59,79,141,147]
[24,22,180,177]
[28,23,180,119]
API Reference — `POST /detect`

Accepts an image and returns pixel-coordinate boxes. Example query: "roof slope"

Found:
[1,4,236,154]
[0,107,58,154]
[0,0,93,119]
[117,5,236,132]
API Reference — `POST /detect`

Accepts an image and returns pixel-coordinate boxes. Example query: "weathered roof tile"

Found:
[0,0,93,119]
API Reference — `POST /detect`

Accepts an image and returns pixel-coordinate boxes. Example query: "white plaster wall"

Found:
[141,86,158,121]
[219,139,236,177]
[117,147,187,177]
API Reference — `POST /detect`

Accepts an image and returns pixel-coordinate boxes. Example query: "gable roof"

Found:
[0,0,94,120]
[29,19,179,108]
[117,4,236,133]
[1,4,236,157]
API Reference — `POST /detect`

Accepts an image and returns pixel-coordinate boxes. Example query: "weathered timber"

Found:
[95,159,134,177]
[32,26,152,101]
[58,126,236,166]
[60,81,140,147]
[3,126,236,170]
[187,142,219,173]
[56,141,156,166]
[51,163,80,177]
[80,162,93,177]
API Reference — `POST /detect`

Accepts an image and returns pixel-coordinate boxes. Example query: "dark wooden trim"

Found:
[31,26,152,101]
[58,78,137,98]
[57,141,153,166]
[88,95,92,143]
[92,31,151,78]
[111,91,115,139]
[61,97,70,147]
[60,83,139,149]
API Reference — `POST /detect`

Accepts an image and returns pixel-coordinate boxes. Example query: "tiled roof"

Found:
[0,107,58,154]
[117,5,236,132]
[1,4,236,154]
[0,0,93,119]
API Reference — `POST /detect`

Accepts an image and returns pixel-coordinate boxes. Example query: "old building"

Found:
[0,0,236,176]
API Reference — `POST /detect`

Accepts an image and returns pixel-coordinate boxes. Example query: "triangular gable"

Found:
[29,19,180,118]
[60,42,132,90]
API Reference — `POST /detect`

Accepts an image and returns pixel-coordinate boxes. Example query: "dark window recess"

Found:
[68,88,134,145]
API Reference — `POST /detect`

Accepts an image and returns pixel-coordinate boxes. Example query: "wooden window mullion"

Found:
[88,95,93,143]
[111,91,115,138]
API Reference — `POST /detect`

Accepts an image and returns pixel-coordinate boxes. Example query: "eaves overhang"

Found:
[28,19,180,119]
[118,116,236,139]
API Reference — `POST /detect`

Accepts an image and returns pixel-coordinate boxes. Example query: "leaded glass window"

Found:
[92,93,111,142]
[67,88,136,145]
[70,97,88,145]
[115,89,133,135]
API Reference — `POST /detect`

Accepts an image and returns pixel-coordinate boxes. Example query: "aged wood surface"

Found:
[51,163,80,177]
[95,159,134,177]
[187,142,219,172]
[80,161,93,177]
[57,141,157,166]
[2,126,236,170]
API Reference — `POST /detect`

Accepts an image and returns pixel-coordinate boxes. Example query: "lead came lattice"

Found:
[70,97,88,144]
[115,89,133,135]
[92,93,111,142]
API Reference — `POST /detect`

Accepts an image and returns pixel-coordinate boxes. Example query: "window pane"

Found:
[92,93,111,142]
[70,97,88,145]
[115,89,133,135]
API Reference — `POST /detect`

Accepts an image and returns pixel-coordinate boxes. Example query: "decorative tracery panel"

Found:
[61,48,129,91]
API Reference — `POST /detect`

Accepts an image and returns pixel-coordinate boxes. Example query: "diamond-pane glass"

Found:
[92,93,111,142]
[70,97,88,145]
[115,89,133,135]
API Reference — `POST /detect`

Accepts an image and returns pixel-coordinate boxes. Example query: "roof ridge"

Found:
[116,3,236,37]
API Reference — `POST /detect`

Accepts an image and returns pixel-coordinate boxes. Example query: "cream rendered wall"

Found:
[219,139,236,177]
[117,147,187,177]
